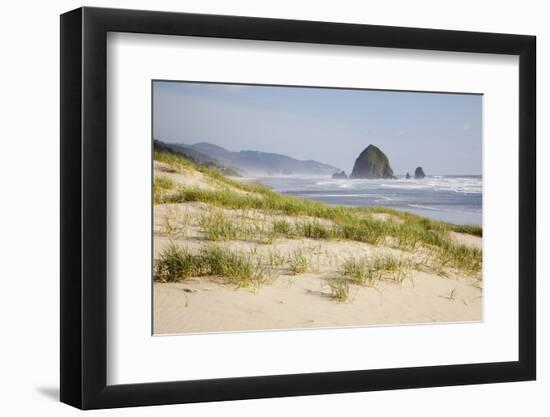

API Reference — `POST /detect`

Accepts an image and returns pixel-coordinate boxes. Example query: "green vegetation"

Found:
[336,216,386,245]
[178,189,482,275]
[159,185,480,248]
[154,149,482,277]
[200,246,266,288]
[198,208,275,243]
[433,241,482,275]
[327,278,352,302]
[153,176,175,204]
[155,149,267,193]
[199,209,239,241]
[267,248,285,268]
[155,176,175,190]
[448,224,482,237]
[370,255,409,284]
[154,150,193,172]
[342,257,377,287]
[155,149,480,232]
[155,244,198,283]
[271,218,293,236]
[342,254,409,286]
[161,206,190,238]
[154,244,266,288]
[287,248,309,274]
[296,220,332,239]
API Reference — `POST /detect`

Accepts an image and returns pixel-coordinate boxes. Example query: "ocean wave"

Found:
[407,204,442,212]
[407,204,481,214]
[380,178,482,194]
[257,175,481,225]
[300,193,379,198]
[313,177,481,192]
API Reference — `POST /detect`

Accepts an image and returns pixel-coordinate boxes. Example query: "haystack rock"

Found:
[350,144,395,179]
[332,170,347,179]
[414,167,426,179]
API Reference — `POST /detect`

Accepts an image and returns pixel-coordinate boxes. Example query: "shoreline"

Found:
[245,175,482,227]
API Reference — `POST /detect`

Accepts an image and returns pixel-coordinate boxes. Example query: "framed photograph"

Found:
[60,6,536,409]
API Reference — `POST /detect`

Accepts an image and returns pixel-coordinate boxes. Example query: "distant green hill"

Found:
[153,140,241,177]
[178,141,340,176]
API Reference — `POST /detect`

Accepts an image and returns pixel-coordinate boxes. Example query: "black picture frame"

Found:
[60,6,536,410]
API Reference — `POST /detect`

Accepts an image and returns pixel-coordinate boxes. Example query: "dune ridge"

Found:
[152,148,482,335]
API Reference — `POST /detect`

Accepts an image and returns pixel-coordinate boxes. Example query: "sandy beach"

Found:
[152,157,483,335]
[154,261,482,335]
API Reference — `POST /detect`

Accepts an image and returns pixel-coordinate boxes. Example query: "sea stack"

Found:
[332,170,347,179]
[414,167,426,179]
[350,144,395,179]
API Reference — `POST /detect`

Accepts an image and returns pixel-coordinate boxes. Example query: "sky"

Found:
[153,81,482,175]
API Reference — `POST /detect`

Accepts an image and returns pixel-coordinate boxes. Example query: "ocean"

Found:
[255,175,482,226]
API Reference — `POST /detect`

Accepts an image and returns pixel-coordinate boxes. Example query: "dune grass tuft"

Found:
[287,248,309,274]
[199,246,266,288]
[341,254,410,286]
[271,218,293,236]
[153,176,175,204]
[161,206,190,238]
[267,248,285,268]
[435,241,482,275]
[296,220,332,239]
[154,244,267,288]
[199,209,239,241]
[449,224,482,237]
[327,278,352,302]
[155,244,199,283]
[342,257,377,287]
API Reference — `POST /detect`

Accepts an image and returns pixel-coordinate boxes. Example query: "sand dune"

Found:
[153,206,483,334]
[152,152,483,335]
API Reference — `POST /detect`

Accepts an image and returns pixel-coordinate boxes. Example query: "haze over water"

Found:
[256,175,482,226]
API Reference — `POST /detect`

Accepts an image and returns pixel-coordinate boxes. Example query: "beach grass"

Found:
[342,254,410,286]
[153,176,175,204]
[161,206,190,238]
[154,149,482,277]
[154,244,267,288]
[327,278,352,302]
[296,220,333,239]
[198,208,277,243]
[171,186,482,274]
[435,241,482,275]
[200,246,267,288]
[341,257,377,287]
[287,248,309,274]
[160,186,477,245]
[447,224,482,237]
[154,244,199,283]
[267,248,285,268]
[199,209,239,241]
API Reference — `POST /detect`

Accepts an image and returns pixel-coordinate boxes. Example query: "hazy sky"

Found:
[153,81,482,175]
